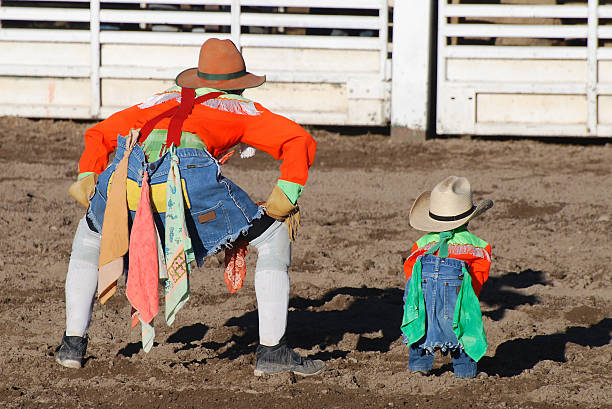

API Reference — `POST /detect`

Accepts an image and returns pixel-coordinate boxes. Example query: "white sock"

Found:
[65,217,101,337]
[250,221,291,346]
[255,269,290,346]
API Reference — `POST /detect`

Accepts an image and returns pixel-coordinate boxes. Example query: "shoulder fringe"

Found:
[138,93,261,117]
[138,91,180,109]
[409,242,491,262]
[202,98,262,116]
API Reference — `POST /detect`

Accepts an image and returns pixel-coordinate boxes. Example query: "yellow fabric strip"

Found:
[107,172,191,212]
[127,179,191,213]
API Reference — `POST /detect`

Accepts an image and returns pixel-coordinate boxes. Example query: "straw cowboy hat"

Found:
[409,176,493,232]
[175,38,265,90]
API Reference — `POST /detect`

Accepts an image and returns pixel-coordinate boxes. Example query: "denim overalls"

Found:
[87,134,263,266]
[403,254,477,378]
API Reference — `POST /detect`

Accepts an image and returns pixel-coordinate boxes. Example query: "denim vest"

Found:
[87,135,263,266]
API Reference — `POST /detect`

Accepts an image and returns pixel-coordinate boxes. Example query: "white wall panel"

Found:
[102,44,199,68]
[101,78,174,107]
[476,94,587,124]
[0,77,90,105]
[0,42,89,67]
[597,95,612,124]
[447,59,587,83]
[598,61,612,83]
[243,47,379,73]
[245,82,347,114]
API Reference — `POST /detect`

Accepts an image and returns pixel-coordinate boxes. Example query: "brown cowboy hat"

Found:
[409,176,493,232]
[175,38,265,90]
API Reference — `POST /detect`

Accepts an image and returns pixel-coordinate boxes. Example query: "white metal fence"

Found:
[7,1,608,138]
[437,0,612,137]
[0,0,391,125]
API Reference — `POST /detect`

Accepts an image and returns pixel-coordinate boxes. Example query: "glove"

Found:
[265,185,296,221]
[69,173,98,208]
[265,185,301,241]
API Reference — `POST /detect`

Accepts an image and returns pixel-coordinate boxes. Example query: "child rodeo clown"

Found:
[401,176,493,378]
[55,38,324,377]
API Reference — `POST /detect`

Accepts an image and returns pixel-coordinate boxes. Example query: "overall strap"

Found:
[138,89,223,146]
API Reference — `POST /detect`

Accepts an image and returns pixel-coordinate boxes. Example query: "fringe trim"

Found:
[403,336,463,354]
[138,93,261,117]
[448,244,490,262]
[193,206,266,267]
[285,207,300,242]
[408,242,490,262]
[421,341,463,355]
[201,98,262,116]
[138,91,180,109]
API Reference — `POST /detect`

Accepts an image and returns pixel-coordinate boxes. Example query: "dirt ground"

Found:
[0,116,610,409]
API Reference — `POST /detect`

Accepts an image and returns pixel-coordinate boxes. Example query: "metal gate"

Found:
[437,0,612,137]
[0,0,390,125]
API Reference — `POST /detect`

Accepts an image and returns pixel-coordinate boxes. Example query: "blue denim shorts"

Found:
[403,254,465,353]
[88,135,263,265]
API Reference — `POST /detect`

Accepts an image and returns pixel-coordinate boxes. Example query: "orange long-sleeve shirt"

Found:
[78,87,316,201]
[403,228,492,297]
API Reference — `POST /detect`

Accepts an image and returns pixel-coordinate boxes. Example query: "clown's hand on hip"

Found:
[69,173,98,208]
[265,185,300,241]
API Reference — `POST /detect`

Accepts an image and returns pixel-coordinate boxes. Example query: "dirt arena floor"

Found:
[0,116,610,409]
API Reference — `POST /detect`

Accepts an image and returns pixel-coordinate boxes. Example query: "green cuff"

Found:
[77,171,96,180]
[277,180,303,205]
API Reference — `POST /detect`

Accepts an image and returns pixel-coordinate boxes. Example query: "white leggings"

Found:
[64,216,291,346]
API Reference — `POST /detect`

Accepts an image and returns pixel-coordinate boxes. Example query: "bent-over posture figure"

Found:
[55,38,324,377]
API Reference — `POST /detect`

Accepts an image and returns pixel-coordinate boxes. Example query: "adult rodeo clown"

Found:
[55,38,324,377]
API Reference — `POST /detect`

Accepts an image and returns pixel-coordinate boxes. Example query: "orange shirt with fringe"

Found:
[78,92,316,189]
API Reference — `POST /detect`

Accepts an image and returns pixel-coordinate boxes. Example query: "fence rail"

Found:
[444,4,588,19]
[436,0,611,138]
[0,0,392,125]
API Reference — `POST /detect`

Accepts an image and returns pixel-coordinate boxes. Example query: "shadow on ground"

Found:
[116,323,209,357]
[479,269,548,321]
[130,274,555,363]
[481,318,612,377]
[218,286,404,360]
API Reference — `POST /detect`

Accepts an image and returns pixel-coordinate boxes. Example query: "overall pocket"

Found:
[443,278,462,320]
[191,201,232,246]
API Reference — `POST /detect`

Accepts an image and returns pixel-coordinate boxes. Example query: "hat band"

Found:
[197,69,247,81]
[429,206,475,222]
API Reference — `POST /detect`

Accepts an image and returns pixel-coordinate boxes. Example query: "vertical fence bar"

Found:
[231,0,240,48]
[380,0,389,80]
[436,0,445,135]
[390,0,433,139]
[587,0,598,135]
[90,0,101,118]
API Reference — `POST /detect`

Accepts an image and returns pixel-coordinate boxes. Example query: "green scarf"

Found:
[425,230,453,257]
[400,258,426,345]
[453,264,488,361]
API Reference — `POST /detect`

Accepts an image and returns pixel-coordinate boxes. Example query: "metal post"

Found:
[90,0,101,118]
[380,0,389,80]
[231,0,240,48]
[390,0,434,140]
[587,0,598,135]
